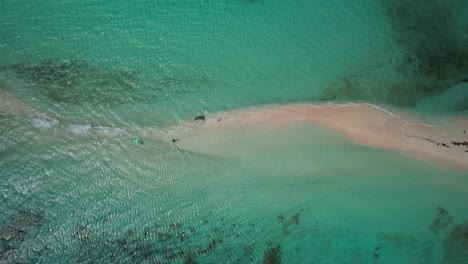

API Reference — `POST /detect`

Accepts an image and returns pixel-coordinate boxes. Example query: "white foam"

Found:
[31,118,60,128]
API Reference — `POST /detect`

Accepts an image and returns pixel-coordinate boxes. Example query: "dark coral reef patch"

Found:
[319,0,468,109]
[263,244,282,264]
[441,220,468,263]
[7,60,146,105]
[429,206,454,235]
[4,59,215,107]
[0,210,45,262]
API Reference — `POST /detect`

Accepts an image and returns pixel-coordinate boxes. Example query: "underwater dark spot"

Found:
[197,239,222,255]
[321,95,336,101]
[290,213,300,225]
[278,215,284,223]
[279,212,302,237]
[157,232,173,241]
[126,229,135,237]
[429,206,453,234]
[132,243,156,261]
[177,232,187,242]
[131,238,142,245]
[143,227,151,238]
[212,227,222,234]
[116,239,128,251]
[195,245,202,252]
[194,115,205,121]
[170,222,183,229]
[263,244,282,264]
[374,253,379,258]
[172,139,178,143]
[162,247,178,260]
[184,251,198,264]
[243,244,255,256]
[441,220,468,263]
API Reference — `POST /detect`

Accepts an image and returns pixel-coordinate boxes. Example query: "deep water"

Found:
[1,1,468,263]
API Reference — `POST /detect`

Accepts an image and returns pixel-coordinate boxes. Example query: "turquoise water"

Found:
[1,1,468,263]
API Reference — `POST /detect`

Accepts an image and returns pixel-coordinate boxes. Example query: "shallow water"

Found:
[1,1,468,263]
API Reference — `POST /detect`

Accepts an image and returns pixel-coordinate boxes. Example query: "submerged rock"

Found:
[264,245,282,264]
[194,115,205,121]
[133,138,144,145]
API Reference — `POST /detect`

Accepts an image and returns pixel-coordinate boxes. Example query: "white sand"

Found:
[158,103,468,171]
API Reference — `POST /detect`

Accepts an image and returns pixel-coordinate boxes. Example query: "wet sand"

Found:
[159,103,468,171]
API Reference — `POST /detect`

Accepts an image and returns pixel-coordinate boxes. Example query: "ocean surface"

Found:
[1,0,468,263]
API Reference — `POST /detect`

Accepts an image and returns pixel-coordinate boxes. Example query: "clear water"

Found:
[1,1,468,263]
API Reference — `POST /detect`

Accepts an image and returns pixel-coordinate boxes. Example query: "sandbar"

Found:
[159,103,468,171]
